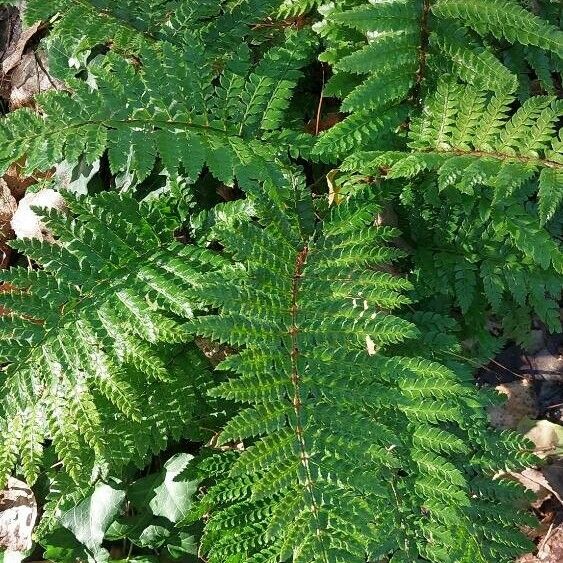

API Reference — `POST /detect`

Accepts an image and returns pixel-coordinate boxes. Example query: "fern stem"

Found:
[414,0,432,103]
[289,244,329,561]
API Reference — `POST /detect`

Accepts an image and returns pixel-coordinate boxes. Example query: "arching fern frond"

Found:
[0,192,222,487]
[432,0,563,57]
[350,77,563,223]
[190,174,536,562]
[312,0,562,161]
[0,29,316,188]
[343,77,562,342]
[25,0,283,59]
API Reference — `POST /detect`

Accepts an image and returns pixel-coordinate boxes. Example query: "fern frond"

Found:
[0,30,316,188]
[0,192,221,486]
[432,0,563,57]
[353,77,563,219]
[312,0,560,161]
[343,79,562,339]
[190,172,535,562]
[278,0,320,17]
[26,0,283,59]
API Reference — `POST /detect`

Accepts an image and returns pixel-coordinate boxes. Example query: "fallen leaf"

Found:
[518,418,563,456]
[508,468,563,507]
[489,379,537,429]
[1,20,41,74]
[0,179,17,268]
[9,50,65,109]
[518,525,563,562]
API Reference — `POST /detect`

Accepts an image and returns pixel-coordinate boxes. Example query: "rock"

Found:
[0,477,37,553]
[11,188,65,241]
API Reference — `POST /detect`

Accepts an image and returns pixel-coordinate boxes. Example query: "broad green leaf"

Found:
[60,482,125,554]
[129,454,199,523]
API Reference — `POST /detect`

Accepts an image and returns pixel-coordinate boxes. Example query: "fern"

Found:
[0,25,316,188]
[343,77,562,341]
[189,175,536,562]
[25,0,283,60]
[0,2,556,560]
[312,0,562,161]
[0,192,221,487]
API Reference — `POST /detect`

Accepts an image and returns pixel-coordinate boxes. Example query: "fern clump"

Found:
[344,76,562,342]
[0,192,220,487]
[189,176,536,562]
[0,1,557,560]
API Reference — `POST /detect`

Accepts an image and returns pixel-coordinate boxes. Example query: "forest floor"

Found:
[478,327,563,561]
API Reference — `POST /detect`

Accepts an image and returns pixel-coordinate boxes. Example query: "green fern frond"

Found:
[312,0,560,161]
[26,0,284,59]
[343,79,562,340]
[278,0,320,17]
[0,192,221,487]
[0,29,316,188]
[350,77,563,220]
[189,172,535,562]
[432,0,563,58]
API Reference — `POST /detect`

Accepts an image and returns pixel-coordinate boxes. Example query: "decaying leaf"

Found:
[1,20,41,75]
[508,468,563,507]
[0,179,17,268]
[518,525,563,562]
[518,419,563,457]
[9,50,64,109]
[489,379,538,429]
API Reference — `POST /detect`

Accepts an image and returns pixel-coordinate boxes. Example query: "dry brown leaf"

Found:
[508,468,563,506]
[488,379,538,429]
[518,418,563,457]
[0,178,17,268]
[9,50,65,109]
[518,525,563,562]
[1,20,40,74]
[4,158,54,200]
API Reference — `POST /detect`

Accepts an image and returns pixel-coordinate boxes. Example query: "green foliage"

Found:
[25,0,283,59]
[0,192,219,487]
[0,1,558,561]
[189,177,536,562]
[0,27,317,191]
[312,0,562,160]
[343,77,562,342]
[40,454,200,562]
